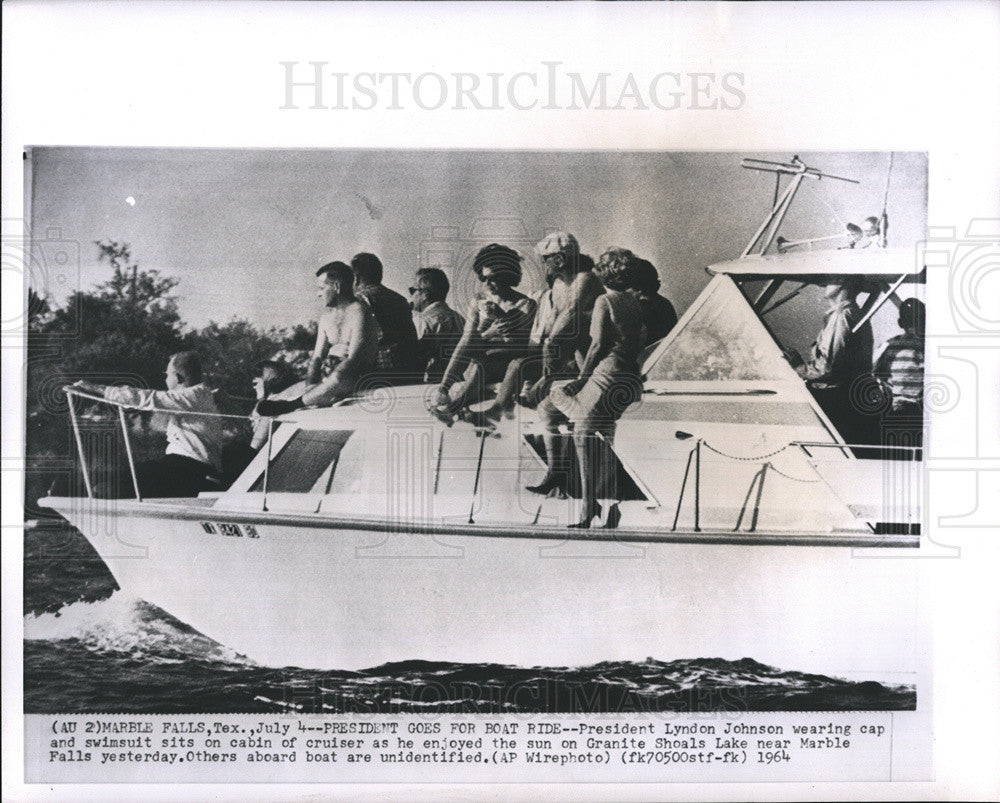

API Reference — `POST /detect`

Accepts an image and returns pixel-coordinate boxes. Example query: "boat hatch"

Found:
[249,429,354,493]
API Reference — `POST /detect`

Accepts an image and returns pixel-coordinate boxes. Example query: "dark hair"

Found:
[351,252,383,286]
[416,267,450,303]
[170,351,202,385]
[472,243,522,286]
[595,247,639,292]
[631,258,661,295]
[316,261,356,299]
[256,359,297,395]
[898,297,925,335]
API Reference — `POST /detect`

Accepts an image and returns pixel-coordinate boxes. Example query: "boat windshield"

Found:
[644,276,791,382]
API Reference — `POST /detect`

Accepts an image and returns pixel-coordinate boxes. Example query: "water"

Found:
[24,524,915,714]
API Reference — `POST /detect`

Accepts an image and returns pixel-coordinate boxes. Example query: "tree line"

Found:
[25,240,311,517]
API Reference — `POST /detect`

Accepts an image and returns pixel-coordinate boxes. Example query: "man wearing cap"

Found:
[433,244,537,412]
[410,267,466,383]
[785,278,874,443]
[521,232,605,407]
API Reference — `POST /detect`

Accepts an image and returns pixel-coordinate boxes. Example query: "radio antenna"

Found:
[878,152,894,248]
[740,156,860,257]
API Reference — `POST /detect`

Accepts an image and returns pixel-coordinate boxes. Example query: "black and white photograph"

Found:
[4,1,999,799]
[23,147,926,714]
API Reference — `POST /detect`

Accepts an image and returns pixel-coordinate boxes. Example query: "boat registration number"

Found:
[200,521,259,539]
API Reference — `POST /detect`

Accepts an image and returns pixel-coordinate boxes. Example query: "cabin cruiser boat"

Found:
[42,158,925,670]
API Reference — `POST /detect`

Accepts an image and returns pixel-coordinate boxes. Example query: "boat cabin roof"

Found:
[708,247,925,281]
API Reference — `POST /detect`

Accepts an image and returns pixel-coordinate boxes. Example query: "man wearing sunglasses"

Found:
[410,267,465,383]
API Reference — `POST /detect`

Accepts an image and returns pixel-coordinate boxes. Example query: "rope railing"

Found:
[672,435,921,533]
[767,464,822,484]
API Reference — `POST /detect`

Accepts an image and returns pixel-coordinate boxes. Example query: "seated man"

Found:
[630,257,678,346]
[73,351,224,498]
[257,261,379,415]
[785,278,874,444]
[410,267,465,383]
[351,252,421,376]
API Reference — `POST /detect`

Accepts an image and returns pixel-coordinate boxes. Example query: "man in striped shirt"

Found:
[874,297,925,416]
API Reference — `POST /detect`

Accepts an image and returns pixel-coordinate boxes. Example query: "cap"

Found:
[536,231,580,259]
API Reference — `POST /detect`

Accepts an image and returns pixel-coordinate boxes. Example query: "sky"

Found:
[27,148,926,340]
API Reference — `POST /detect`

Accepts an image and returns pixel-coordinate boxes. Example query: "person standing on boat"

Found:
[785,278,874,443]
[629,257,678,347]
[257,261,379,415]
[72,351,224,497]
[873,297,924,417]
[410,267,465,384]
[432,244,537,413]
[528,248,646,529]
[351,252,421,379]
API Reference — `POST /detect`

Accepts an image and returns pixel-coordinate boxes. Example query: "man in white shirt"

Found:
[74,351,224,497]
[410,267,465,383]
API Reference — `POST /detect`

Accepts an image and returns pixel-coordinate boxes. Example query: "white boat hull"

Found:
[44,497,918,674]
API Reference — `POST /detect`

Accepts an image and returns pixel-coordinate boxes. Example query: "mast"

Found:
[740,156,859,257]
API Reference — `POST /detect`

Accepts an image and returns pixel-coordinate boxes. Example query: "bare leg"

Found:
[301,371,357,407]
[569,429,601,527]
[449,360,486,409]
[482,355,544,419]
[526,400,570,495]
[592,427,621,528]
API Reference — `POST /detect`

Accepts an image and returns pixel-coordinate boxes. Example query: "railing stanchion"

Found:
[117,406,142,501]
[66,390,94,498]
[693,438,702,532]
[262,418,273,512]
[468,429,488,524]
[671,447,694,532]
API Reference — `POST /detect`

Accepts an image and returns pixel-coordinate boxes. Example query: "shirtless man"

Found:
[256,261,378,415]
[519,232,604,409]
